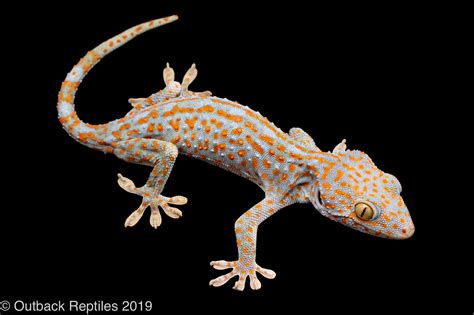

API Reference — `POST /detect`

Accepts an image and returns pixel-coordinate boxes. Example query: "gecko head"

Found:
[308,145,414,240]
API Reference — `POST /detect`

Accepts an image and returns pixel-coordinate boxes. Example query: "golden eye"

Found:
[354,202,376,221]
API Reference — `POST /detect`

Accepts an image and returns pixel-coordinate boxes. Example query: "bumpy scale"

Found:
[57,16,415,291]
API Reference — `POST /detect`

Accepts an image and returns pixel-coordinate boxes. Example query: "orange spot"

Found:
[119,123,131,131]
[277,155,285,163]
[277,144,286,152]
[232,128,243,135]
[216,109,243,123]
[205,126,211,133]
[127,129,139,136]
[252,157,258,169]
[244,121,258,132]
[238,150,246,157]
[241,160,247,167]
[263,160,271,168]
[137,117,149,124]
[112,131,122,140]
[289,164,296,172]
[269,149,275,155]
[172,136,181,144]
[334,169,344,182]
[169,119,180,131]
[78,132,96,142]
[321,164,334,180]
[147,124,154,132]
[228,153,235,160]
[259,134,274,146]
[157,124,163,132]
[322,182,332,190]
[197,104,214,113]
[246,135,264,154]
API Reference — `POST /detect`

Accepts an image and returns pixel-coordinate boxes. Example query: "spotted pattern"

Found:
[57,16,415,291]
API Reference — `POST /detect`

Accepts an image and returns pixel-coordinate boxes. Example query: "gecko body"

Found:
[57,16,415,291]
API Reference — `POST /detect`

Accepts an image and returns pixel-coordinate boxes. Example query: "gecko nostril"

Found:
[402,228,407,234]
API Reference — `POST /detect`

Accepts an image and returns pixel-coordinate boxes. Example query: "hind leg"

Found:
[113,138,187,228]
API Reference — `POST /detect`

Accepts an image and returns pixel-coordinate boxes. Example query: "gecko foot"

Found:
[209,260,276,291]
[117,174,187,228]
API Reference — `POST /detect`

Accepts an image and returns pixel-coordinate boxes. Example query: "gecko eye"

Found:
[354,202,377,221]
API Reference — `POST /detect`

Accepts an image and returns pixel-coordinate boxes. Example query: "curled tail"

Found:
[57,15,179,152]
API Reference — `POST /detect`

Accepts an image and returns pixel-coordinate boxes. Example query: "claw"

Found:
[210,260,234,270]
[150,203,162,228]
[209,270,237,287]
[232,277,246,291]
[249,274,262,290]
[124,202,147,227]
[161,203,182,219]
[168,196,188,205]
[117,173,137,193]
[256,265,276,279]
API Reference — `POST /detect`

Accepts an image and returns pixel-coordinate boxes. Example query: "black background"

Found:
[2,1,468,313]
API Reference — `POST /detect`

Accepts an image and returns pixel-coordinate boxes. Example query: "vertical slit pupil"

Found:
[361,207,367,218]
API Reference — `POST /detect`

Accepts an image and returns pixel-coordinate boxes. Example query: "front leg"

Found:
[113,139,187,228]
[210,194,292,291]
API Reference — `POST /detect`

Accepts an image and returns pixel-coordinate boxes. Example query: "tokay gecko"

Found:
[57,16,415,291]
